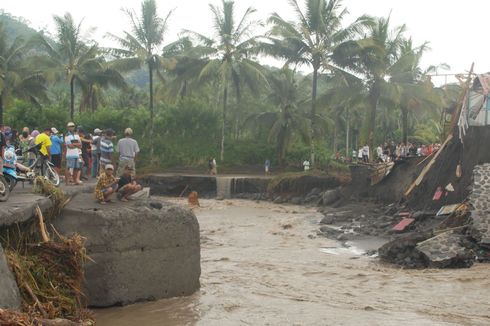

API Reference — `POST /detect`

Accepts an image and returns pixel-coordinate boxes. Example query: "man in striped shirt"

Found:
[99,129,115,171]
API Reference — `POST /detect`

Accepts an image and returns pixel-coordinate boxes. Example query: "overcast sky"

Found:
[1,0,487,84]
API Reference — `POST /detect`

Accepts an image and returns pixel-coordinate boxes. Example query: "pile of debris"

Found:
[377,162,490,268]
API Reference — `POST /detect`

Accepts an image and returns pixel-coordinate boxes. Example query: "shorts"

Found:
[117,159,135,176]
[265,166,269,172]
[51,154,62,169]
[102,184,118,193]
[66,158,81,170]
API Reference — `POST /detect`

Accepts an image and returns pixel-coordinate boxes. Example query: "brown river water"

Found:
[95,199,490,326]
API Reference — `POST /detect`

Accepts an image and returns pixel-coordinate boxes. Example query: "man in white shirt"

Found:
[65,122,82,185]
[362,144,370,163]
[116,128,140,176]
[303,160,310,171]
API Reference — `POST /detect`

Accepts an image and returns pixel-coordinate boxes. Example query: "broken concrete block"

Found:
[416,232,475,268]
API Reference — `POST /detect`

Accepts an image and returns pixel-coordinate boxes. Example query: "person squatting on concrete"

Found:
[95,164,118,204]
[116,165,142,202]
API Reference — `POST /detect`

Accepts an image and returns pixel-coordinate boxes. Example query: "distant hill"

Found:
[0,10,39,42]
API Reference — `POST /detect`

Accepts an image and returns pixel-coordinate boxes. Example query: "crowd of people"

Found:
[346,141,442,164]
[0,122,142,204]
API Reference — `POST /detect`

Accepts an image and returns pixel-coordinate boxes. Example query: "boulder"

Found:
[53,194,201,307]
[321,189,340,206]
[378,232,432,267]
[319,215,334,225]
[0,244,21,309]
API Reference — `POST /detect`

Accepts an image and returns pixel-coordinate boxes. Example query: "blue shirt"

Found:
[50,135,64,155]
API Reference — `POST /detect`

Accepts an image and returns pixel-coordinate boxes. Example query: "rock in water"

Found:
[321,189,340,206]
[53,194,201,307]
[0,244,21,309]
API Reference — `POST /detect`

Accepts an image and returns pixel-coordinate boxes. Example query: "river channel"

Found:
[95,198,490,325]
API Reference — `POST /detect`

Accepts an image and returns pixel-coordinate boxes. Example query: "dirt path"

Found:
[95,199,490,326]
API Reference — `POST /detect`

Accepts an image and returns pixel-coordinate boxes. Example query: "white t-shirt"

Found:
[362,146,370,157]
[303,160,310,171]
[65,133,81,159]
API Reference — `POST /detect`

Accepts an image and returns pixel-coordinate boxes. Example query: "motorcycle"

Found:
[0,175,10,201]
[2,144,60,192]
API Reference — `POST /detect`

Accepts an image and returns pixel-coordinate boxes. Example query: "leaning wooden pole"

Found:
[404,63,474,198]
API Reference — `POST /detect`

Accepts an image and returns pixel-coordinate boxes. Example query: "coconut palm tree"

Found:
[0,23,47,124]
[264,0,372,166]
[108,0,173,156]
[34,13,102,120]
[186,0,268,161]
[246,68,310,165]
[78,59,127,112]
[318,71,368,157]
[333,16,411,151]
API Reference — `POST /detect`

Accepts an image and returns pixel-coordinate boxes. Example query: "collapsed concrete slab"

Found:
[416,231,475,268]
[53,194,201,307]
[0,244,21,309]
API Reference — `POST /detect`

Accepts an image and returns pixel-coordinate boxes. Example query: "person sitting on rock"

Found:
[117,166,142,202]
[95,164,118,204]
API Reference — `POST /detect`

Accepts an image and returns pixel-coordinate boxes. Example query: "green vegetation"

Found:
[0,0,461,170]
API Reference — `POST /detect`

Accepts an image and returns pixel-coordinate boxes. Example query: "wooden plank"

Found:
[404,134,453,196]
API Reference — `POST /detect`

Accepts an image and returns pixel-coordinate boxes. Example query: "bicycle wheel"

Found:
[4,174,17,192]
[44,163,60,187]
[0,176,10,202]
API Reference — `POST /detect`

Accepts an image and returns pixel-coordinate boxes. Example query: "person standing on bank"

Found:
[50,127,64,176]
[116,128,139,176]
[265,159,271,175]
[65,122,82,185]
[34,128,52,166]
[91,128,102,178]
[99,129,115,172]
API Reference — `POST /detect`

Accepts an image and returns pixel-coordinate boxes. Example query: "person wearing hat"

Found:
[28,130,39,167]
[117,165,142,202]
[116,127,139,177]
[91,128,102,178]
[50,127,64,176]
[95,164,118,204]
[64,122,82,185]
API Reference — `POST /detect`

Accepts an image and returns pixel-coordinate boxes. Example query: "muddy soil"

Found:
[94,199,490,326]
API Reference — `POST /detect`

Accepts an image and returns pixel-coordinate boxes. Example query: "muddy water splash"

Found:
[95,199,490,326]
[216,177,232,199]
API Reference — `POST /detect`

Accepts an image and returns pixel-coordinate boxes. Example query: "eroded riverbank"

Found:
[95,199,490,326]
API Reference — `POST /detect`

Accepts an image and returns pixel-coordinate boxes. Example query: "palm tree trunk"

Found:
[0,93,4,125]
[401,106,408,144]
[310,66,318,166]
[181,80,188,99]
[345,112,350,158]
[149,62,155,158]
[367,83,380,156]
[70,76,75,120]
[220,86,228,161]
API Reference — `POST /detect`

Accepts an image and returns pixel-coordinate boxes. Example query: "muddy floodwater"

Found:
[95,199,490,325]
